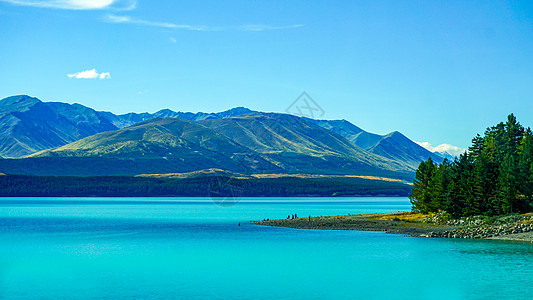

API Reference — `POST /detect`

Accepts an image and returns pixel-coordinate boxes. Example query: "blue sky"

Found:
[1,0,532,152]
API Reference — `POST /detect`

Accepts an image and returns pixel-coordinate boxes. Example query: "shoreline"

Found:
[253,212,533,243]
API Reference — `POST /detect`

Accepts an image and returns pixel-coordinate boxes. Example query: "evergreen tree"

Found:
[429,159,450,212]
[518,129,533,211]
[445,162,465,218]
[469,134,484,160]
[498,153,518,214]
[473,136,499,215]
[498,114,524,213]
[409,157,437,213]
[457,153,478,216]
[505,114,524,156]
[409,114,533,217]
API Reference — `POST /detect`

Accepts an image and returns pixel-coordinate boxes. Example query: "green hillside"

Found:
[18,113,414,179]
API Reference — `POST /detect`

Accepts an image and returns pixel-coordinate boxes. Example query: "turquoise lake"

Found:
[0,197,532,299]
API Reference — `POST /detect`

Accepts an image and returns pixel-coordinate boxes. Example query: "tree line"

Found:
[0,174,411,197]
[409,114,533,217]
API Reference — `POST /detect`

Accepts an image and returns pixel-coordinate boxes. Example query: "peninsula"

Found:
[253,212,533,242]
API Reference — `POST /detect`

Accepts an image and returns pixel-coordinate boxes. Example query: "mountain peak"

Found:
[369,130,444,168]
[0,95,39,104]
[384,131,410,141]
[225,106,251,112]
[153,109,180,118]
[0,95,41,113]
[156,108,175,114]
[0,94,431,175]
[216,107,254,117]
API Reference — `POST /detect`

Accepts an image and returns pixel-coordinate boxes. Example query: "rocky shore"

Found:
[422,214,533,241]
[253,212,533,243]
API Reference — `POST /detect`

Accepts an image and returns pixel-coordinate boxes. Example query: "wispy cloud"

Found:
[105,14,219,31]
[0,0,136,10]
[416,142,466,157]
[67,69,110,79]
[105,14,304,32]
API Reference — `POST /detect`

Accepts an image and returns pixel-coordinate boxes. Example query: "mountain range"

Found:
[0,95,253,158]
[306,119,444,168]
[0,95,447,178]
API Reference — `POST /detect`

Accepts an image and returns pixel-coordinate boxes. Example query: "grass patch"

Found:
[375,212,430,222]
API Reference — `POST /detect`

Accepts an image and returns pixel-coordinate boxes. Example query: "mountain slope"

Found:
[305,119,382,149]
[0,95,254,158]
[102,106,254,128]
[309,119,444,168]
[0,95,117,158]
[368,131,444,167]
[0,94,435,175]
[30,117,281,174]
[21,113,413,178]
[200,112,413,175]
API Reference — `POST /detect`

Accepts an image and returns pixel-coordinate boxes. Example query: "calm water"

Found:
[0,197,531,299]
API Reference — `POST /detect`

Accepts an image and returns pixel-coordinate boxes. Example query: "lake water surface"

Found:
[0,197,532,299]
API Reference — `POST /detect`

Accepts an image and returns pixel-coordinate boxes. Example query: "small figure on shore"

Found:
[295,213,298,219]
[238,222,240,226]
[308,215,311,222]
[287,215,291,219]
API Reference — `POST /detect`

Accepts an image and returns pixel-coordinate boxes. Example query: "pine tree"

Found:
[458,153,478,216]
[410,114,532,217]
[473,136,499,215]
[505,114,524,156]
[469,134,484,160]
[409,157,437,213]
[445,156,467,218]
[518,129,533,212]
[429,159,450,212]
[497,114,524,213]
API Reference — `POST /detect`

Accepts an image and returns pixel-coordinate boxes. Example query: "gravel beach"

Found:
[253,212,533,243]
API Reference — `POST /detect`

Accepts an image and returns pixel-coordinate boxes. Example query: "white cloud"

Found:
[416,142,466,157]
[105,14,222,31]
[0,0,136,10]
[67,69,110,79]
[169,37,177,43]
[105,14,304,32]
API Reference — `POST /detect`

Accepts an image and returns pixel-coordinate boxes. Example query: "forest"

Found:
[0,174,411,197]
[409,114,533,217]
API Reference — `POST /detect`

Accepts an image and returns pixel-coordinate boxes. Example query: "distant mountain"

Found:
[0,94,435,177]
[201,113,411,175]
[307,119,444,168]
[0,95,117,158]
[0,95,253,158]
[435,151,456,161]
[100,106,254,128]
[30,117,276,174]
[415,142,465,161]
[368,131,444,167]
[24,113,413,178]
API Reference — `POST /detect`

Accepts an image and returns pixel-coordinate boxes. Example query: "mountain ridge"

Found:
[306,119,445,168]
[0,94,446,178]
[27,113,414,178]
[0,95,254,158]
[0,95,117,158]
